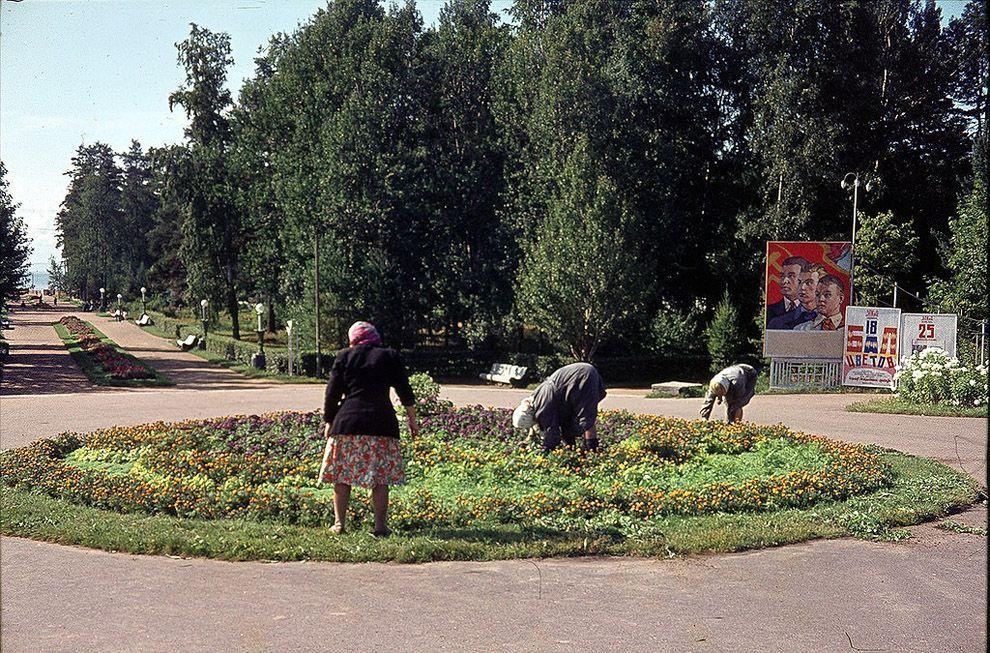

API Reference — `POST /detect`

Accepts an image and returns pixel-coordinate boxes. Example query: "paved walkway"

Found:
[0,307,987,651]
[86,310,271,390]
[0,307,98,395]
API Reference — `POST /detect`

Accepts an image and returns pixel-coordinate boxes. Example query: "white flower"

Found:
[971,379,977,386]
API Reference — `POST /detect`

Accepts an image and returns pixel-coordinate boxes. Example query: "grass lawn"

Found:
[53,320,174,388]
[846,397,988,418]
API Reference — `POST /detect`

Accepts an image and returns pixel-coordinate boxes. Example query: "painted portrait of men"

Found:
[766,256,807,322]
[795,274,845,331]
[767,263,823,330]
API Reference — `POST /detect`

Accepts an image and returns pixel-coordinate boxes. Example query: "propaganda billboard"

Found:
[764,241,853,358]
[899,313,958,359]
[842,306,901,388]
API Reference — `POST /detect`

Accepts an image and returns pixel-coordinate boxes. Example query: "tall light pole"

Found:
[841,172,876,306]
[99,287,106,312]
[116,293,123,320]
[286,319,295,376]
[253,302,266,369]
[200,299,209,336]
[314,232,321,376]
[140,286,147,316]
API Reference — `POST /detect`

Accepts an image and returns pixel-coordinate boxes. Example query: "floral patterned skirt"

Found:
[319,434,405,488]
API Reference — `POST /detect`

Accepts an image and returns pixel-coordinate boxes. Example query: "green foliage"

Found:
[648,302,704,355]
[892,347,988,408]
[928,173,988,321]
[167,24,244,338]
[47,0,979,359]
[516,138,644,361]
[855,210,919,306]
[706,292,747,372]
[0,162,31,300]
[405,372,454,417]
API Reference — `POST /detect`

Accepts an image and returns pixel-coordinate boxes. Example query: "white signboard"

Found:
[899,313,957,359]
[842,306,901,388]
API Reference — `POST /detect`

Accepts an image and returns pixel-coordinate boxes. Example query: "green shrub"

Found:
[706,292,747,372]
[894,347,988,408]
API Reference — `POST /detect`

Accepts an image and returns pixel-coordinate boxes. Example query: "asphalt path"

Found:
[0,306,986,652]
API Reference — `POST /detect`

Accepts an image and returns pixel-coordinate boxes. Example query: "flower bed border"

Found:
[0,450,977,563]
[53,318,173,387]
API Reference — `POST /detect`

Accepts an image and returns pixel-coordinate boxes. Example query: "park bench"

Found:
[479,363,528,386]
[136,314,152,326]
[176,334,200,351]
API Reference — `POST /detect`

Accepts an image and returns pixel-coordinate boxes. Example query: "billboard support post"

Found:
[893,284,898,308]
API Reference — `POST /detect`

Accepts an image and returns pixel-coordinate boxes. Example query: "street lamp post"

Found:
[841,172,876,305]
[116,293,123,321]
[200,299,209,335]
[252,303,266,369]
[140,286,147,316]
[99,287,106,312]
[286,319,295,376]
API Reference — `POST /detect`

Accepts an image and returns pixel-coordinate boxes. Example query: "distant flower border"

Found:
[54,316,172,386]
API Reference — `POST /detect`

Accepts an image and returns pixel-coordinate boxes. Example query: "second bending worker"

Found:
[700,363,758,423]
[512,362,607,452]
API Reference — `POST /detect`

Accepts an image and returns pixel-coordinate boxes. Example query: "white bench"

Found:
[479,363,528,386]
[176,334,200,350]
[136,314,151,326]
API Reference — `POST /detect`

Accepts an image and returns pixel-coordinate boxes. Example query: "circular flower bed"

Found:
[1,408,891,533]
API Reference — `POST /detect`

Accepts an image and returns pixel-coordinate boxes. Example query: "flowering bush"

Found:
[894,347,988,408]
[59,316,154,380]
[0,408,891,532]
[405,372,454,417]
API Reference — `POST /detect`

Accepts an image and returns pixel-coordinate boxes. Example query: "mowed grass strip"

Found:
[0,452,977,563]
[846,397,988,418]
[53,320,174,387]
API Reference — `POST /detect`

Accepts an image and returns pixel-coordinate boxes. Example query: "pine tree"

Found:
[706,292,747,372]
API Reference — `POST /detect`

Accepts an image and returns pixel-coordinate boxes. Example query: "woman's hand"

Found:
[323,422,331,438]
[405,405,419,437]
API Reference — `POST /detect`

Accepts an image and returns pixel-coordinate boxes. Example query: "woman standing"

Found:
[320,321,418,536]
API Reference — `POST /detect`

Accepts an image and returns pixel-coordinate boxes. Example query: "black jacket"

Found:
[323,344,416,438]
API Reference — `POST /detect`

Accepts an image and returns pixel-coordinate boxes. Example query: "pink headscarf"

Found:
[348,321,381,347]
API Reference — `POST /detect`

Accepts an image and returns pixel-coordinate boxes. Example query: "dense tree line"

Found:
[53,0,987,359]
[1,162,32,301]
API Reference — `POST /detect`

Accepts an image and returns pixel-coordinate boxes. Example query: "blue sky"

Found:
[0,0,965,277]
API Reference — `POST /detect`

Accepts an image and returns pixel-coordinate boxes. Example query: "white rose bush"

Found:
[893,347,988,408]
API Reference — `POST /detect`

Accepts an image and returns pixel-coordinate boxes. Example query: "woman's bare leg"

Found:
[333,483,351,529]
[372,484,390,533]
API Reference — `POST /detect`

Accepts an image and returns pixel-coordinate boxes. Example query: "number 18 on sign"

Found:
[842,307,901,388]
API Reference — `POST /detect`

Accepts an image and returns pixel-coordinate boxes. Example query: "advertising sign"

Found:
[764,241,853,358]
[899,313,958,359]
[842,306,901,387]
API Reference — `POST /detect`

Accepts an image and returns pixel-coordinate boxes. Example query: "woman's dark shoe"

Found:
[372,527,392,538]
